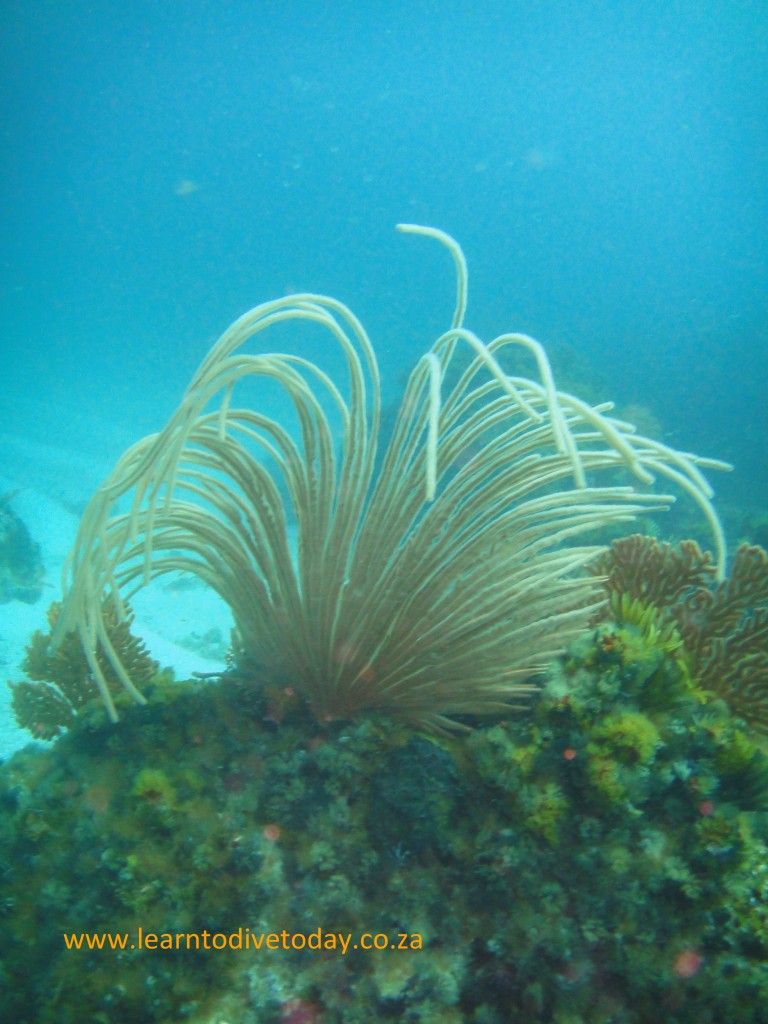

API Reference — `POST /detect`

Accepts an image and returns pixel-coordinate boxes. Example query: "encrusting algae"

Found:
[2,537,768,1023]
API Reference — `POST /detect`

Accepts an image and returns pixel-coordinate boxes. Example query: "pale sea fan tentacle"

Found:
[53,227,730,727]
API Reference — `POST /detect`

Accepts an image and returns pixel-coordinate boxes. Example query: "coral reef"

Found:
[0,491,44,604]
[1,616,768,1023]
[8,601,164,740]
[593,536,768,732]
[54,228,730,729]
[590,534,717,610]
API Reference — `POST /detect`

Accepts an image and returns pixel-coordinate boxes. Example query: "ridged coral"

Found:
[8,601,162,739]
[594,536,768,733]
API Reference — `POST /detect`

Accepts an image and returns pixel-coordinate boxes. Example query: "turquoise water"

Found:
[2,5,768,1020]
[1,0,766,512]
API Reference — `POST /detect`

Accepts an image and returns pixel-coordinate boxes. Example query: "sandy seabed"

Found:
[0,392,234,760]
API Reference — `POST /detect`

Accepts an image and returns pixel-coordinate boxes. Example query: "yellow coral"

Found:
[613,593,684,660]
[589,710,661,765]
[522,781,567,845]
[586,755,626,804]
[131,768,176,807]
[715,728,758,775]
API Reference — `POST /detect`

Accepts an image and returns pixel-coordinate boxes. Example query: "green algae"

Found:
[1,629,768,1023]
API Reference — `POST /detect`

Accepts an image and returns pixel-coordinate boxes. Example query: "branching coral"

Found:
[590,534,716,611]
[595,536,768,732]
[53,227,729,731]
[9,601,160,739]
[678,545,768,730]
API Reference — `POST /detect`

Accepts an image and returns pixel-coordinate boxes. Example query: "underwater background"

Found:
[2,0,767,504]
[2,2,768,1022]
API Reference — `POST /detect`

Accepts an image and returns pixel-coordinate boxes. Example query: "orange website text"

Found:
[63,927,423,955]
